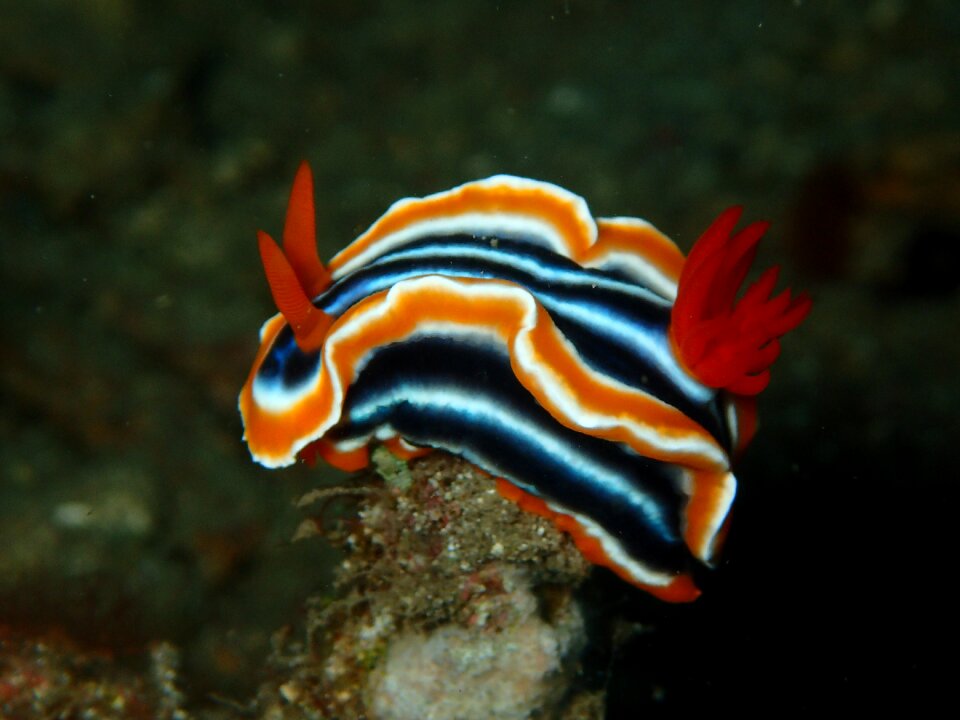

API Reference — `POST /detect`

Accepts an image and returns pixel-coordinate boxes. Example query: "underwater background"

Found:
[1,0,957,716]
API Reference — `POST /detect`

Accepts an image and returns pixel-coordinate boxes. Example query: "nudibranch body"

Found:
[239,163,810,602]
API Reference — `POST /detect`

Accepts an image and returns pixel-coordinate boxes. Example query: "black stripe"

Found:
[256,324,321,388]
[326,335,701,577]
[314,234,732,450]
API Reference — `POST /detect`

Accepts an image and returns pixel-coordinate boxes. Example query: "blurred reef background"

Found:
[1,0,958,716]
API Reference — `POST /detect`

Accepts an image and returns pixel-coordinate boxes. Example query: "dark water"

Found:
[1,1,957,715]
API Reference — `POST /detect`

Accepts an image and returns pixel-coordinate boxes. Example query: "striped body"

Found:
[240,168,810,601]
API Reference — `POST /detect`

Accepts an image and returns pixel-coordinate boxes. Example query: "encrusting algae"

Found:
[255,452,604,720]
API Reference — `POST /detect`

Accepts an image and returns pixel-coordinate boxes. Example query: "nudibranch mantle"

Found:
[239,162,811,602]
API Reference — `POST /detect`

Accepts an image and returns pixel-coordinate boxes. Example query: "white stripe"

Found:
[547,502,680,588]
[375,242,670,306]
[343,383,683,588]
[592,216,680,301]
[330,174,598,278]
[680,470,737,563]
[347,247,709,407]
[253,276,725,469]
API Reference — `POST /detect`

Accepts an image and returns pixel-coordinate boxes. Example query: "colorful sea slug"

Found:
[239,162,811,602]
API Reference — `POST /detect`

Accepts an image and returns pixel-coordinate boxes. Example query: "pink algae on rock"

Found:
[365,568,584,720]
[256,452,602,720]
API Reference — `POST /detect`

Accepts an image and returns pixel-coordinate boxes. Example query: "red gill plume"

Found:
[670,206,812,396]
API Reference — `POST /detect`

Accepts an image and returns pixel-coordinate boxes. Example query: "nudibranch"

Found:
[239,162,811,602]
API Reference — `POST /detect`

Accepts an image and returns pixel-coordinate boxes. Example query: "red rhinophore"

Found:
[282,161,331,298]
[670,207,812,396]
[257,230,332,352]
[257,162,334,352]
